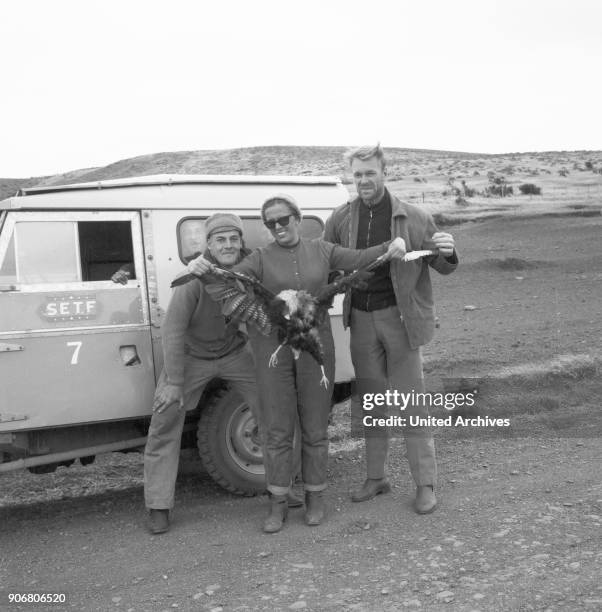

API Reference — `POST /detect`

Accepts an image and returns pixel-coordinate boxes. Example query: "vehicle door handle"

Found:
[120,345,141,366]
[0,343,24,353]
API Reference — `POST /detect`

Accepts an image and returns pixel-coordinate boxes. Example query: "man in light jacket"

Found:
[324,144,458,514]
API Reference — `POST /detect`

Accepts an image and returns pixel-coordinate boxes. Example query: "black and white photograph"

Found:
[1,1,601,610]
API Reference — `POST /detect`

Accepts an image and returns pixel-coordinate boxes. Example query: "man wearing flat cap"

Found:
[143,213,259,534]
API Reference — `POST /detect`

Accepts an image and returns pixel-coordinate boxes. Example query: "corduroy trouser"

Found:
[144,344,258,509]
[251,325,335,496]
[350,306,437,485]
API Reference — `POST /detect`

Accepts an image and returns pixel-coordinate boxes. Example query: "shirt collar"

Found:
[360,188,390,212]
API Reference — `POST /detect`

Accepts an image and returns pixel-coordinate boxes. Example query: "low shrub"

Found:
[519,183,542,195]
[485,184,513,197]
[461,181,476,197]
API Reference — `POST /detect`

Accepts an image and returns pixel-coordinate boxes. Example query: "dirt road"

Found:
[2,212,601,611]
[2,437,601,612]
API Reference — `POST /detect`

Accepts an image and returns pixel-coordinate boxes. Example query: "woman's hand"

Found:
[384,237,407,260]
[187,254,215,276]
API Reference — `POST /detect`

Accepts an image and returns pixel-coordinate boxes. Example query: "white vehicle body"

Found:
[0,175,353,494]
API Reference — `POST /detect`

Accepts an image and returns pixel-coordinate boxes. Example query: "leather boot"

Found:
[414,485,437,514]
[287,489,304,508]
[147,509,169,534]
[263,494,288,533]
[351,478,391,502]
[304,491,325,526]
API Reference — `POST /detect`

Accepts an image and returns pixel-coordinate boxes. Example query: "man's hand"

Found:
[152,384,184,413]
[384,237,407,260]
[432,232,455,257]
[187,255,215,276]
[111,269,130,284]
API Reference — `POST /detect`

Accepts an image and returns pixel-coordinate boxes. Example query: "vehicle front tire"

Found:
[197,386,266,496]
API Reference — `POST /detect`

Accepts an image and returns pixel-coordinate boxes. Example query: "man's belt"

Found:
[351,293,398,312]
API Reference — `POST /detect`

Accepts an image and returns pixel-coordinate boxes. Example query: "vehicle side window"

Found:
[178,216,324,262]
[78,221,135,282]
[12,221,80,284]
[0,219,135,285]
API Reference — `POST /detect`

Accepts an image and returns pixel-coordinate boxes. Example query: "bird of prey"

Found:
[171,250,437,387]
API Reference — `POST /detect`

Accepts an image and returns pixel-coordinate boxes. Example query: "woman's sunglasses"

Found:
[264,215,294,230]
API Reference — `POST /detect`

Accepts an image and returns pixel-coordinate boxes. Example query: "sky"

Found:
[1,0,601,177]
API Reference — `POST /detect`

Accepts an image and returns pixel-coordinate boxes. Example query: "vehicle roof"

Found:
[0,174,348,211]
[16,174,343,195]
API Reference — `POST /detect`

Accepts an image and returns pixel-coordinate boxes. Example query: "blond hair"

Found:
[345,143,386,170]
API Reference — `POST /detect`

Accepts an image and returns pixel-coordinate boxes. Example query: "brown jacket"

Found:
[323,190,458,349]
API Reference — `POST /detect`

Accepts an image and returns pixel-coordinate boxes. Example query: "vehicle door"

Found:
[0,210,155,431]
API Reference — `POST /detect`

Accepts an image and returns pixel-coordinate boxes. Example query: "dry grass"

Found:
[0,452,144,508]
[2,147,602,215]
[326,353,602,449]
[486,353,600,381]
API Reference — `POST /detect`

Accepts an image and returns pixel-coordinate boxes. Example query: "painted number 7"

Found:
[67,341,83,365]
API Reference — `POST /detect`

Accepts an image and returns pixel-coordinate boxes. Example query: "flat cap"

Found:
[205,213,244,238]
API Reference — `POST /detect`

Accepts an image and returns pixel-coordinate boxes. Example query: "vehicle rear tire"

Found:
[197,387,266,496]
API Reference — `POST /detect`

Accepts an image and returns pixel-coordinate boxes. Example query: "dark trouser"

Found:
[251,325,335,495]
[350,306,437,486]
[144,344,258,509]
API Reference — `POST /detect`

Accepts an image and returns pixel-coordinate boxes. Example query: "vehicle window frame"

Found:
[0,211,16,284]
[0,211,145,293]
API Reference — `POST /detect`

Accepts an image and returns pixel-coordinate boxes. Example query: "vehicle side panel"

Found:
[0,328,155,430]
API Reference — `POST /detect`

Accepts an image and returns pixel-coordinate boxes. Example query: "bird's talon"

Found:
[320,366,329,388]
[268,344,284,368]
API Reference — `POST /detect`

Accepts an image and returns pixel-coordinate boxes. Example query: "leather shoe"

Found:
[351,478,391,502]
[263,495,288,533]
[414,485,437,514]
[304,491,325,526]
[287,490,304,508]
[147,509,169,534]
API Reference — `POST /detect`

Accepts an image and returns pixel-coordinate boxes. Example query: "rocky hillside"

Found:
[2,146,601,208]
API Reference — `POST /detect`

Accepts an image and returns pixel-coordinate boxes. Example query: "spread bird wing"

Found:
[213,267,278,304]
[203,267,284,336]
[170,272,198,288]
[314,254,388,306]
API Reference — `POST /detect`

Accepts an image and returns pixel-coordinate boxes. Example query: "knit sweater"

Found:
[162,262,247,387]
